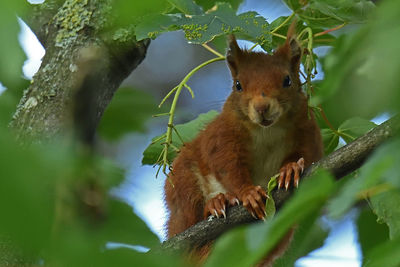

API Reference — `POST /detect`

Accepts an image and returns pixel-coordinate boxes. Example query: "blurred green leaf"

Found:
[320,0,400,123]
[136,3,272,48]
[321,128,339,155]
[284,0,375,27]
[195,0,243,12]
[357,207,389,261]
[370,190,400,239]
[0,78,30,127]
[0,132,71,256]
[167,0,203,15]
[142,110,218,165]
[110,0,172,27]
[98,88,159,140]
[364,236,400,267]
[206,170,335,266]
[327,137,400,219]
[0,1,27,89]
[102,198,159,247]
[274,215,328,267]
[338,117,377,143]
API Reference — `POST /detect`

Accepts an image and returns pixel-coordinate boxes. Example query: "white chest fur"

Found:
[250,125,292,187]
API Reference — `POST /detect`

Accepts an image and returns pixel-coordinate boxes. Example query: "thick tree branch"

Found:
[21,0,65,47]
[10,0,150,144]
[160,115,400,252]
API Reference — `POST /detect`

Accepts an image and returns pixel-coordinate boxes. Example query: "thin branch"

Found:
[314,23,347,37]
[202,43,225,58]
[158,115,400,252]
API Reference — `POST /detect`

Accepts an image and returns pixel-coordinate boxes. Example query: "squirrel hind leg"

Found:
[165,170,205,238]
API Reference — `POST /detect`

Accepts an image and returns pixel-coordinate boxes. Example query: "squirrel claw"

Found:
[203,192,239,219]
[279,158,305,190]
[239,185,268,220]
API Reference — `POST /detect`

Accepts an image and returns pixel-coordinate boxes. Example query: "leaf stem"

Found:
[157,56,225,176]
[314,23,347,37]
[271,13,295,34]
[249,43,259,51]
[202,43,225,58]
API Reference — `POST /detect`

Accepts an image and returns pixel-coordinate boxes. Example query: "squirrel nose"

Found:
[255,104,269,115]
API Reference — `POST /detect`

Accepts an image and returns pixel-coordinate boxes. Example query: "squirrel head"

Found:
[226,22,302,128]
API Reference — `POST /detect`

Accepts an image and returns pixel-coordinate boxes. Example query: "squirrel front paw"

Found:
[204,192,239,219]
[239,185,268,220]
[278,157,305,190]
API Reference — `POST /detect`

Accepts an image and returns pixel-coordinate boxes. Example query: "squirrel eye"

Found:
[283,75,291,88]
[235,80,243,91]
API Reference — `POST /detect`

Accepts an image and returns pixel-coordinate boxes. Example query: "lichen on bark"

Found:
[10,0,149,143]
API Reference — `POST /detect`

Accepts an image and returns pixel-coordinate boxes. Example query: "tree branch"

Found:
[10,0,150,144]
[159,115,400,252]
[21,0,65,47]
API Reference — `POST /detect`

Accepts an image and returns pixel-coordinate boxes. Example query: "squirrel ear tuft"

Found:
[226,35,242,76]
[275,19,302,71]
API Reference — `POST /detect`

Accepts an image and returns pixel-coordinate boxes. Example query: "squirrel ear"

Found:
[226,35,242,76]
[275,19,302,71]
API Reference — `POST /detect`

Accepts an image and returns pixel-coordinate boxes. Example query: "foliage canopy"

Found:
[1,0,400,266]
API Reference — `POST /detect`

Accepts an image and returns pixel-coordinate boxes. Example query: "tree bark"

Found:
[159,115,400,252]
[11,0,149,144]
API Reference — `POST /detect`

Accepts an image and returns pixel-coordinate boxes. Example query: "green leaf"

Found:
[338,117,377,143]
[308,0,375,25]
[269,16,336,49]
[167,0,203,15]
[0,78,30,128]
[98,88,159,140]
[102,198,160,247]
[364,236,400,267]
[0,1,27,89]
[265,174,279,219]
[194,0,243,12]
[370,190,400,239]
[274,215,329,267]
[136,3,272,48]
[320,0,400,122]
[357,207,389,260]
[142,110,219,165]
[327,137,400,219]
[110,0,172,27]
[206,170,335,267]
[284,0,375,27]
[0,132,72,256]
[321,128,339,155]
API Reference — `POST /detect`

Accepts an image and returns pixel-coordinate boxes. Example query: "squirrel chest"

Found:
[250,124,292,186]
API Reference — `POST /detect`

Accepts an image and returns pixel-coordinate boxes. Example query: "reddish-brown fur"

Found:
[164,25,323,264]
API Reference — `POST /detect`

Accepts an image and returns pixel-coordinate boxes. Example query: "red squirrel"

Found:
[164,25,323,263]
